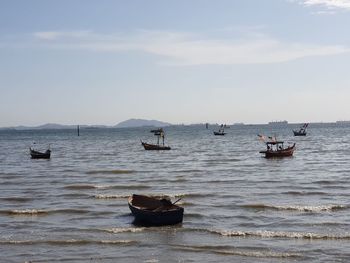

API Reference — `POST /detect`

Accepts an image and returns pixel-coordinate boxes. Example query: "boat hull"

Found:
[128,195,183,226]
[30,149,51,159]
[293,130,307,136]
[213,132,226,136]
[141,142,171,150]
[129,203,183,226]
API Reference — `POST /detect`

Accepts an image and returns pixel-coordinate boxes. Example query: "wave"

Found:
[240,203,347,212]
[171,244,300,258]
[157,192,216,198]
[1,208,91,216]
[0,197,33,202]
[169,169,203,173]
[283,191,328,196]
[86,169,134,175]
[207,229,350,240]
[185,213,204,219]
[65,184,150,190]
[103,227,146,234]
[64,184,97,190]
[4,209,48,215]
[0,239,138,245]
[179,227,350,240]
[93,194,129,199]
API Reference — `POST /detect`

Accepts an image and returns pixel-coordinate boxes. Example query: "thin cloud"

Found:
[30,30,350,65]
[33,30,92,40]
[297,0,350,10]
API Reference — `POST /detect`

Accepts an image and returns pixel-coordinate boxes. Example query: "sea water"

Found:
[0,124,350,262]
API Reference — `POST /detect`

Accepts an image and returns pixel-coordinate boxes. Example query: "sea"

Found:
[1,123,350,263]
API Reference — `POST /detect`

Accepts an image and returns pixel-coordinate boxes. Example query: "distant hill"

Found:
[115,119,171,128]
[35,123,76,129]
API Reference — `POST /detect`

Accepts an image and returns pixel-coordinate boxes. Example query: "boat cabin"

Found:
[265,141,286,151]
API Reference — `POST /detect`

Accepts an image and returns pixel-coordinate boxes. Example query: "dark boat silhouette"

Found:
[259,141,295,158]
[213,124,226,136]
[128,194,183,226]
[30,148,51,159]
[293,123,308,136]
[142,129,171,150]
[213,130,226,136]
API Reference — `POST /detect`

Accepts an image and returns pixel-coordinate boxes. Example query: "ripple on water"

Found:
[86,169,135,175]
[171,244,301,258]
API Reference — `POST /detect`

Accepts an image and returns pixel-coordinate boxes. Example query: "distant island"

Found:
[0,119,172,130]
[115,118,171,128]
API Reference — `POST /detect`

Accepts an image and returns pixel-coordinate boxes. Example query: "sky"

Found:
[1,0,350,126]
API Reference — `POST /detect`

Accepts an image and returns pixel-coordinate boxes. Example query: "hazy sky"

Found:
[1,0,350,126]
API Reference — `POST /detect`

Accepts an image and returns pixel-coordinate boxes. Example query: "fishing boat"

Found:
[213,124,226,136]
[128,194,184,226]
[259,141,296,158]
[141,129,171,150]
[29,148,51,159]
[293,123,308,136]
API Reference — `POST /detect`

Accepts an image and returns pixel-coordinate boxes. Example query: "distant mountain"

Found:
[35,123,76,129]
[115,119,171,128]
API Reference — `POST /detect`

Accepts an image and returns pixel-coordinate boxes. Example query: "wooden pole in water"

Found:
[77,125,80,136]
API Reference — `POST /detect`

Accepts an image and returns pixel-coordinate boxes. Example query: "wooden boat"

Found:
[293,123,308,136]
[142,129,171,150]
[128,194,184,226]
[30,148,51,159]
[259,141,296,158]
[141,141,171,150]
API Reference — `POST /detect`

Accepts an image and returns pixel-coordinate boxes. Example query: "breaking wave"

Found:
[103,227,146,234]
[65,184,150,190]
[1,208,91,216]
[0,239,138,245]
[240,203,347,212]
[206,229,350,240]
[93,194,130,199]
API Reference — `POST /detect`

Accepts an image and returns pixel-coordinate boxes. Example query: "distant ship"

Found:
[268,120,288,125]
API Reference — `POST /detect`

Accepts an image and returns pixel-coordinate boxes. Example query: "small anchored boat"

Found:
[30,148,51,159]
[259,141,296,158]
[128,194,184,226]
[213,124,226,136]
[293,123,308,136]
[141,129,171,150]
